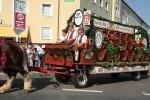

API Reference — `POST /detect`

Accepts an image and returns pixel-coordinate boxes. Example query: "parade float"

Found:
[28,9,150,88]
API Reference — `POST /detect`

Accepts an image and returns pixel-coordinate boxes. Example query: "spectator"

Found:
[33,48,39,67]
[26,44,34,66]
[37,44,45,66]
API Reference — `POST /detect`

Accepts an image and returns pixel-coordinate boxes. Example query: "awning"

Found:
[0,26,28,38]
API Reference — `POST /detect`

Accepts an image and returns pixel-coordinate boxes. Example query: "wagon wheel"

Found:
[72,71,89,88]
[55,74,71,83]
[131,72,141,81]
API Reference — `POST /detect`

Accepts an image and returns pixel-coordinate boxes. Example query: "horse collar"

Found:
[0,40,7,69]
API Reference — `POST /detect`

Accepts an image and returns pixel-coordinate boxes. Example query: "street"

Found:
[0,71,150,100]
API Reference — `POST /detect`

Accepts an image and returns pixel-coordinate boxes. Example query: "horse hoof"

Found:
[0,90,6,94]
[24,89,30,93]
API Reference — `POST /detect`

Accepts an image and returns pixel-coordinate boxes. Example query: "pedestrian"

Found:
[37,44,45,66]
[26,44,34,66]
[33,48,39,67]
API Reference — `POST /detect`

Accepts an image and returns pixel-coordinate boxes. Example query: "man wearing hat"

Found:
[71,25,87,61]
[62,22,78,44]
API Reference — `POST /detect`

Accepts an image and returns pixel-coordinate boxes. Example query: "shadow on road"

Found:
[0,77,60,93]
[88,73,149,87]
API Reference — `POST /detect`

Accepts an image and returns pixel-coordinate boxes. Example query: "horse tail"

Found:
[19,45,29,73]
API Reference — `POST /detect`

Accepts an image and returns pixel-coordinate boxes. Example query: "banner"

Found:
[93,18,134,34]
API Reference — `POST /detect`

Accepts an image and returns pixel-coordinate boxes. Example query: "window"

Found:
[122,19,125,24]
[106,2,108,11]
[93,0,96,4]
[122,6,125,13]
[126,16,128,23]
[0,0,2,14]
[41,27,52,40]
[116,0,120,4]
[91,12,96,16]
[100,0,103,7]
[83,8,87,11]
[42,3,52,16]
[115,7,120,18]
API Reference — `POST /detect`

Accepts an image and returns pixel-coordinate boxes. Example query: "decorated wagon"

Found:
[29,9,150,88]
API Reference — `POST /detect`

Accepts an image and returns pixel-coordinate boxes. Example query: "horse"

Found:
[0,39,32,93]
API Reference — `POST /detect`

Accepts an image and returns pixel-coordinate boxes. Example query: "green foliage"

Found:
[134,47,143,58]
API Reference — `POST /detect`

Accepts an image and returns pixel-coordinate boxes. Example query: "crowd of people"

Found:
[23,44,45,67]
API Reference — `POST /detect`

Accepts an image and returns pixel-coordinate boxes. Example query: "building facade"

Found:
[120,0,149,32]
[0,0,79,43]
[0,0,149,43]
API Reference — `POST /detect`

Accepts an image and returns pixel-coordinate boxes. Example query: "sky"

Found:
[124,0,150,33]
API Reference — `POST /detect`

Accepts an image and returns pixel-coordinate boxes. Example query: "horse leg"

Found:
[0,71,17,93]
[20,72,32,93]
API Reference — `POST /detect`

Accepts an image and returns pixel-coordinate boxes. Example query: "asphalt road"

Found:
[0,71,150,100]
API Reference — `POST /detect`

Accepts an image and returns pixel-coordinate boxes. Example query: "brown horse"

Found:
[0,40,32,93]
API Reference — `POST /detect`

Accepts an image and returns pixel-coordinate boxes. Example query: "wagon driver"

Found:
[61,22,78,45]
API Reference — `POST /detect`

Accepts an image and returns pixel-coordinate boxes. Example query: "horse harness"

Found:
[0,40,7,69]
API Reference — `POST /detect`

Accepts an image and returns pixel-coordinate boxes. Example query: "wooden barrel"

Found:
[122,41,128,50]
[128,35,133,42]
[97,49,107,61]
[121,50,128,61]
[128,51,134,62]
[122,34,128,41]
[128,42,134,51]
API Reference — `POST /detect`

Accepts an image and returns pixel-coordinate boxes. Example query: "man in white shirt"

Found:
[71,26,87,61]
[56,29,67,43]
[62,22,78,44]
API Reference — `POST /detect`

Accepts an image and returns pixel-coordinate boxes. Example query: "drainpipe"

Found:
[57,0,60,39]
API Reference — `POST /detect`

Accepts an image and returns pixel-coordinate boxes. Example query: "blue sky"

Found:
[124,0,150,32]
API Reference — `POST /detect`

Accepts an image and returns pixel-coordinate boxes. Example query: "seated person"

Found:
[70,26,87,61]
[61,22,78,45]
[56,29,67,43]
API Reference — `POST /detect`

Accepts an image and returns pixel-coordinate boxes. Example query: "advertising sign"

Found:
[83,10,90,25]
[95,30,103,49]
[74,9,83,27]
[93,18,134,34]
[13,0,27,36]
[14,12,26,29]
[64,0,76,3]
